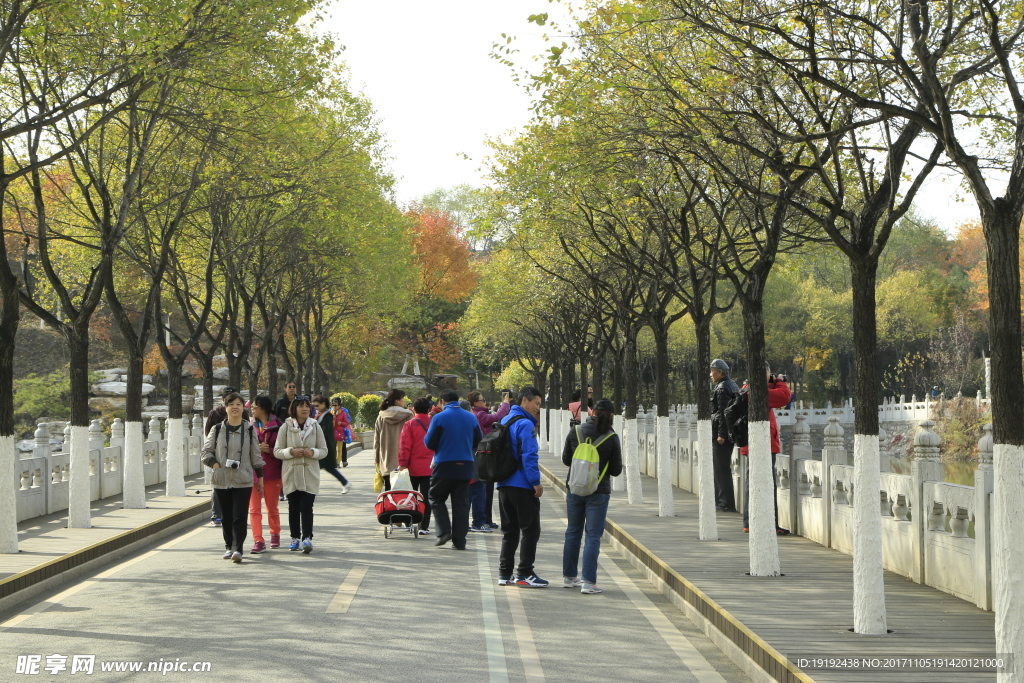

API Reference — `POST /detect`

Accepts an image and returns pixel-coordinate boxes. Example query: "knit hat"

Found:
[710,359,729,372]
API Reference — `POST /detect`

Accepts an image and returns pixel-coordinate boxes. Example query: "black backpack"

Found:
[724,390,749,447]
[474,415,527,483]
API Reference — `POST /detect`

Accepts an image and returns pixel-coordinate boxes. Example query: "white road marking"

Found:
[599,550,727,682]
[0,525,207,631]
[550,502,726,682]
[504,581,546,682]
[326,565,369,614]
[476,535,510,683]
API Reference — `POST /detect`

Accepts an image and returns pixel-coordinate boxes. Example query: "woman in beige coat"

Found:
[374,389,413,490]
[274,397,327,553]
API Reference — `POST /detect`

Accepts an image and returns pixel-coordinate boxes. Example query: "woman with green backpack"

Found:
[560,398,622,594]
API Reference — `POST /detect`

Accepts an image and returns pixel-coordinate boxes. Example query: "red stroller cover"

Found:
[375,490,426,524]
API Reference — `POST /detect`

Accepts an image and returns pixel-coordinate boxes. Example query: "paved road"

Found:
[0,453,749,682]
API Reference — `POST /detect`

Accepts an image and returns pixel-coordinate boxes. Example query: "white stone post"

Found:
[991,428,1024,683]
[88,419,105,451]
[911,421,944,585]
[67,424,91,528]
[165,416,185,497]
[697,418,718,540]
[974,424,994,611]
[748,421,780,576]
[821,417,845,548]
[192,413,204,438]
[538,408,547,454]
[657,411,674,517]
[0,433,17,553]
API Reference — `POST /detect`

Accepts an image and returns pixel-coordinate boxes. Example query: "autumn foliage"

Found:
[407,207,477,302]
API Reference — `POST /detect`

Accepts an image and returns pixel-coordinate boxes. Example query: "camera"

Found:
[225,459,240,469]
[771,374,788,383]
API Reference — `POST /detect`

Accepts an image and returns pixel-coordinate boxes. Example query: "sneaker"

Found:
[742,527,749,533]
[231,551,242,564]
[278,493,285,501]
[341,483,350,494]
[301,538,313,554]
[581,582,603,594]
[222,549,233,560]
[270,534,280,548]
[289,538,301,551]
[251,541,266,554]
[515,574,549,588]
[487,522,499,529]
[563,576,583,588]
[418,529,433,536]
[470,524,493,533]
[497,576,513,586]
[210,518,222,527]
[776,528,790,536]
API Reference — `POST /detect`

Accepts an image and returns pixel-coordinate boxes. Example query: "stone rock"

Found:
[277,368,287,377]
[90,396,127,413]
[213,367,230,380]
[91,381,156,397]
[17,440,35,452]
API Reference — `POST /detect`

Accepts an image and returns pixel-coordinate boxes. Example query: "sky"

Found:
[321,0,574,206]
[321,1,982,232]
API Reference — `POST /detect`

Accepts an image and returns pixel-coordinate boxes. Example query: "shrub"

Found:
[13,369,103,438]
[331,391,359,417]
[357,394,382,428]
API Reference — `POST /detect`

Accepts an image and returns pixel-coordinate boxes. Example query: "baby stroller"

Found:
[375,489,426,539]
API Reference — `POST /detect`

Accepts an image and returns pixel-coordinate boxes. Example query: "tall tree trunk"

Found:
[612,346,624,411]
[163,355,186,496]
[121,350,147,509]
[695,316,717,540]
[652,319,674,516]
[0,272,21,552]
[66,330,92,529]
[850,257,887,634]
[741,294,779,576]
[982,205,1024,675]
[623,325,644,504]
[592,354,604,403]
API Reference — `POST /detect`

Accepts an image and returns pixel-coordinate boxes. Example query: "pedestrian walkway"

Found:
[1,475,210,611]
[0,448,748,682]
[537,446,998,683]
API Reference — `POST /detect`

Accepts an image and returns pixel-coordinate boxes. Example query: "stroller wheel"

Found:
[384,526,391,539]
[411,523,420,538]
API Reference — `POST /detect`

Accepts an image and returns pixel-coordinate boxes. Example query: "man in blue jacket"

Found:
[497,386,548,587]
[424,390,483,550]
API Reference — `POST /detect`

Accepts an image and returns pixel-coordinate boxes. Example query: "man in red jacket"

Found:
[740,366,791,534]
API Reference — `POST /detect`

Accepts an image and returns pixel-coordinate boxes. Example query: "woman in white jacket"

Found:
[274,397,327,553]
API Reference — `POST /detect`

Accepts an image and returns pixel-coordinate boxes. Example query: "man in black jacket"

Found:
[273,380,297,422]
[710,359,739,512]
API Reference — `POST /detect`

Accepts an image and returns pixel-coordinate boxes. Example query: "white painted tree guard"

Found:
[853,433,887,634]
[122,421,146,509]
[612,414,625,492]
[994,442,1024,683]
[67,426,91,529]
[165,419,186,497]
[0,434,18,553]
[624,418,644,504]
[657,416,674,517]
[747,421,779,576]
[697,420,718,540]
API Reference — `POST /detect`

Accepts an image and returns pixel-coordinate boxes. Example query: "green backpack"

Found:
[566,425,613,496]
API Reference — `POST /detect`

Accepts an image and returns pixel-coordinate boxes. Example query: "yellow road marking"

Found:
[326,565,369,614]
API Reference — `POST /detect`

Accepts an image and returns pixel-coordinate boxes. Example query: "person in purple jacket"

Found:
[469,390,511,532]
[496,386,548,588]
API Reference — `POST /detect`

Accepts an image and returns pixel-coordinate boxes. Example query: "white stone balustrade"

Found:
[13,411,206,526]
